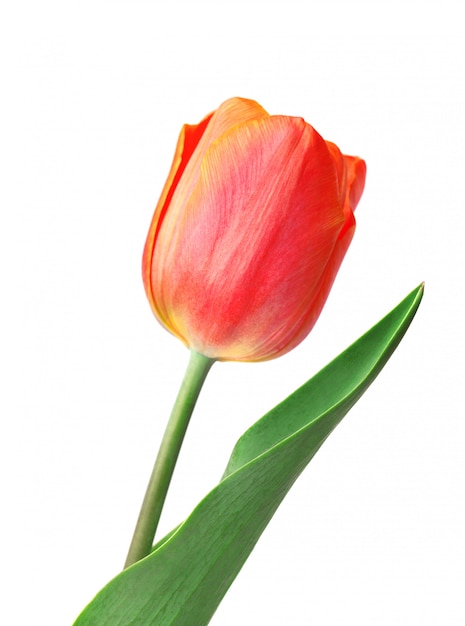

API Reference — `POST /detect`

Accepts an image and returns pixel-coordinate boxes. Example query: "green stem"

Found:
[124,350,215,568]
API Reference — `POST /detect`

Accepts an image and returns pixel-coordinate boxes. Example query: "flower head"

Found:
[143,98,366,362]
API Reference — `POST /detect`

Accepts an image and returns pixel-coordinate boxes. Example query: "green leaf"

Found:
[74,284,424,626]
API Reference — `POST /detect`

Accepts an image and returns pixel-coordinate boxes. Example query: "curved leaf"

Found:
[74,284,423,626]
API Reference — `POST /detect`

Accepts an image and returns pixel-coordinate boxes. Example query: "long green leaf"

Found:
[74,284,423,626]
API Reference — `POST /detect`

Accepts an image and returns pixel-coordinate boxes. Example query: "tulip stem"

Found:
[124,350,214,568]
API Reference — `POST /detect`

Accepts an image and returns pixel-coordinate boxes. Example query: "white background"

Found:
[1,1,464,624]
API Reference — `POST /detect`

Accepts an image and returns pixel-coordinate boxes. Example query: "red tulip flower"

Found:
[143,97,366,362]
[76,93,423,613]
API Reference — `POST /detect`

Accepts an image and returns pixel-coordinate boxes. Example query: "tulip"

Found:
[142,97,366,362]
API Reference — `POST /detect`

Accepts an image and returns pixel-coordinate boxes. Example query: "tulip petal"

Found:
[160,98,269,240]
[153,115,347,360]
[344,155,367,212]
[326,142,366,213]
[325,141,347,207]
[144,99,268,317]
[144,99,270,328]
[292,152,365,350]
[142,114,213,319]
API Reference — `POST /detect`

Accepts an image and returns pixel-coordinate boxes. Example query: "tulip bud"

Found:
[143,97,366,362]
